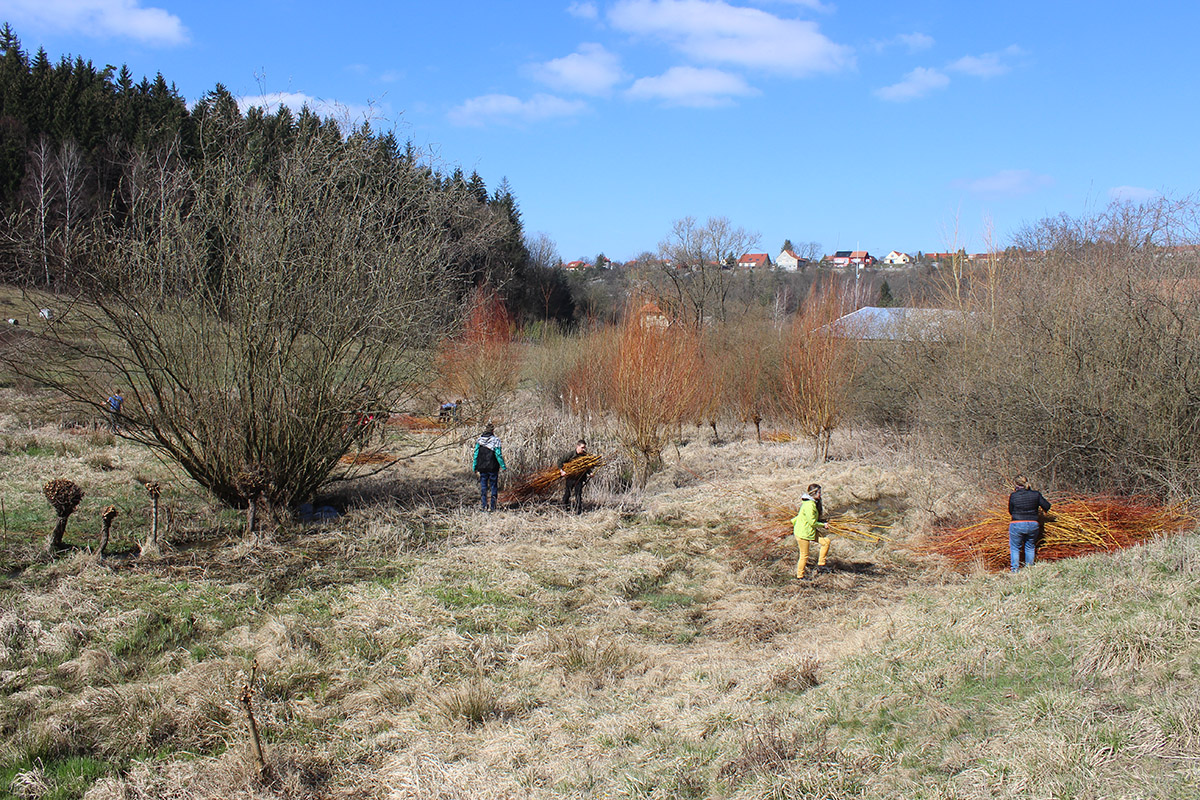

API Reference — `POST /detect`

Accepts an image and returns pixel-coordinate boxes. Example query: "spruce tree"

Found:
[878,280,895,307]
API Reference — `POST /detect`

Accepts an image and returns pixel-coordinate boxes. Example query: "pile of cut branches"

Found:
[499,454,604,505]
[387,414,444,431]
[929,494,1197,572]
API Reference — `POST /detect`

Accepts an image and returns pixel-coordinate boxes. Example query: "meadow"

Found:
[2,384,1198,800]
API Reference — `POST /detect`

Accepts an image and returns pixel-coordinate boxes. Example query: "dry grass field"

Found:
[2,387,1199,799]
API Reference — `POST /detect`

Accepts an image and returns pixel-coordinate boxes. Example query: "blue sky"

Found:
[4,0,1198,262]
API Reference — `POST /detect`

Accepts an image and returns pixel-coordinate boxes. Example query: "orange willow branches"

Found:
[437,286,519,421]
[499,454,605,505]
[929,494,1197,572]
[566,299,706,486]
[774,280,859,462]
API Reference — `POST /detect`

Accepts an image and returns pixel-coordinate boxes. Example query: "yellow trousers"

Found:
[796,536,831,578]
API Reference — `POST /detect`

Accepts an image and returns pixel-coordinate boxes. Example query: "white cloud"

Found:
[531,43,624,95]
[953,169,1054,196]
[609,0,852,77]
[626,65,758,107]
[448,93,589,126]
[870,32,934,53]
[897,32,934,52]
[758,0,833,10]
[3,0,187,45]
[1108,185,1161,204]
[874,67,948,102]
[567,1,599,19]
[948,45,1023,78]
[237,93,381,129]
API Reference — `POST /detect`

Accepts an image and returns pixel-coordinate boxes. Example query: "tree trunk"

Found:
[95,516,112,561]
[46,516,68,553]
[141,495,161,558]
[245,495,258,542]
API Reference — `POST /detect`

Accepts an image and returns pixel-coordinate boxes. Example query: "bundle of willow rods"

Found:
[735,500,892,558]
[929,494,1197,572]
[498,454,604,505]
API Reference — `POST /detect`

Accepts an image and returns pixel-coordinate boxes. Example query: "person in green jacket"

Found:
[789,483,829,579]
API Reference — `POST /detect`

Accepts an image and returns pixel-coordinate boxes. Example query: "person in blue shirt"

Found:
[106,390,124,433]
[471,423,506,511]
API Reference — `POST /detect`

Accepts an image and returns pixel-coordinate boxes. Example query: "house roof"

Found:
[850,250,869,258]
[636,300,666,316]
[825,306,975,342]
[739,253,770,265]
[833,250,853,258]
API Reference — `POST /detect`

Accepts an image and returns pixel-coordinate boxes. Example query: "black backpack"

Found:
[476,443,499,472]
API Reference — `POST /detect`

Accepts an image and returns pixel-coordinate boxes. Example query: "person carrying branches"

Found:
[559,439,594,514]
[1008,475,1051,572]
[788,483,830,579]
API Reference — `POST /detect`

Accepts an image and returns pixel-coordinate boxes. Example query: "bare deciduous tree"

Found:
[54,139,88,281]
[655,216,760,327]
[7,126,503,513]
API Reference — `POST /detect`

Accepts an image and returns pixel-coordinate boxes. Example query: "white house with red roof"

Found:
[882,250,912,266]
[776,249,806,271]
[737,252,771,269]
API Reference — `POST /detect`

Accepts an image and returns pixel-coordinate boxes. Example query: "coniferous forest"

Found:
[0,23,575,324]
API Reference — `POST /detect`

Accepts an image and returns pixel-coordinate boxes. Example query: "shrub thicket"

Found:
[866,198,1200,494]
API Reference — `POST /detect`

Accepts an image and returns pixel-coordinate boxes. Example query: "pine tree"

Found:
[878,280,895,307]
[467,170,488,204]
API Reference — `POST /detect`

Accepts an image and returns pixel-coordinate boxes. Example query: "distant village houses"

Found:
[882,250,912,266]
[775,248,808,271]
[825,250,875,267]
[737,252,771,269]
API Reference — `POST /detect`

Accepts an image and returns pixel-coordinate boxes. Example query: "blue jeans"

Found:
[478,471,498,510]
[1009,521,1039,572]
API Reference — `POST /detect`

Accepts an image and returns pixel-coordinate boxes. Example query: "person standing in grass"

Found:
[789,483,830,579]
[559,439,592,514]
[106,389,124,433]
[1008,475,1050,572]
[472,423,506,511]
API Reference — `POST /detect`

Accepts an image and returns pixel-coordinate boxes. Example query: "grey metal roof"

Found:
[825,306,974,341]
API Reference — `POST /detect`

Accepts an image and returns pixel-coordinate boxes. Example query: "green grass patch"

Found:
[0,755,111,800]
[428,581,547,635]
[430,584,513,610]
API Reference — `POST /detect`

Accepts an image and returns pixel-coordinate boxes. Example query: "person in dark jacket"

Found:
[559,439,592,514]
[472,423,506,511]
[1008,475,1051,572]
[106,390,124,433]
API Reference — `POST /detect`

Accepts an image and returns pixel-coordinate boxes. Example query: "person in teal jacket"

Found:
[471,423,506,511]
[788,483,829,579]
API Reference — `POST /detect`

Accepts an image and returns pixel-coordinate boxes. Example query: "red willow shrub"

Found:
[566,299,705,486]
[714,316,775,442]
[773,280,859,462]
[437,286,519,422]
